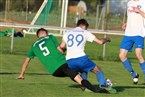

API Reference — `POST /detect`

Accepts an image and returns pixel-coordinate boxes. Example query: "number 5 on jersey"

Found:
[39,41,50,56]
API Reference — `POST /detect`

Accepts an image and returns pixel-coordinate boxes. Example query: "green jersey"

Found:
[27,35,66,74]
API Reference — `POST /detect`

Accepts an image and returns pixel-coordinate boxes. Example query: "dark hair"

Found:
[76,19,89,28]
[36,28,48,37]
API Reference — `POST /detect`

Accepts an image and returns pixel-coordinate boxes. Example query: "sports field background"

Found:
[0,34,145,97]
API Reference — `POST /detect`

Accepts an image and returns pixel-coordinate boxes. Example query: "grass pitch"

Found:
[0,34,145,97]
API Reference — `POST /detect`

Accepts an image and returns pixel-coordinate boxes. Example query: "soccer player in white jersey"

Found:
[119,0,145,84]
[132,6,145,18]
[59,19,117,93]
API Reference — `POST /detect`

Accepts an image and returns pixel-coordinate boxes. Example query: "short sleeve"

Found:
[27,47,35,59]
[62,32,68,43]
[50,35,60,47]
[86,31,96,42]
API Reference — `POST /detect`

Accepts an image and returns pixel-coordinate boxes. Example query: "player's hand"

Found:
[17,75,25,80]
[132,6,140,13]
[63,48,67,52]
[122,23,126,30]
[100,37,111,44]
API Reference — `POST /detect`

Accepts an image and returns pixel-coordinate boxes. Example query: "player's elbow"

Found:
[57,46,64,54]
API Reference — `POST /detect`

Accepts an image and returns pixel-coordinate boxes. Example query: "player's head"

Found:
[36,28,48,38]
[76,19,89,30]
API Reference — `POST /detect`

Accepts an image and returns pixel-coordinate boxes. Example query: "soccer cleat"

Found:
[84,88,93,92]
[96,88,109,93]
[80,86,86,91]
[80,86,94,93]
[133,73,139,84]
[99,85,117,94]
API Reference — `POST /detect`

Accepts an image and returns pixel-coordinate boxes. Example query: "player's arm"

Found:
[94,37,111,45]
[17,57,31,79]
[132,7,145,18]
[57,46,65,54]
[87,31,110,45]
[50,35,66,54]
[58,40,67,54]
[122,23,127,30]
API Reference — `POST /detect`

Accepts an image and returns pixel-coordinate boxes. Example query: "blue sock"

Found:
[130,72,137,78]
[81,72,88,80]
[122,59,136,78]
[140,62,145,75]
[96,71,106,86]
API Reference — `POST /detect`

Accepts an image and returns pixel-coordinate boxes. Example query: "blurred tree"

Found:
[10,0,25,11]
[68,0,106,15]
[83,0,106,15]
[27,0,35,12]
[68,0,79,6]
[5,0,10,19]
[5,0,43,12]
[32,0,43,12]
[0,0,5,11]
[0,0,106,13]
[97,0,106,5]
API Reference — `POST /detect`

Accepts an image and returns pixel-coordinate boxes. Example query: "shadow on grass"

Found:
[140,83,145,85]
[69,84,145,93]
[114,85,145,92]
[0,72,50,76]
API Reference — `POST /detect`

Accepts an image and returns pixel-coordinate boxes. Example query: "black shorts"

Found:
[52,63,78,80]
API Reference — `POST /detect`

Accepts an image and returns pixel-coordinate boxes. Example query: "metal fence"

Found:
[0,0,128,58]
[0,0,128,30]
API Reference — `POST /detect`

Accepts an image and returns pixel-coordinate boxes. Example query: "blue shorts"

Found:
[67,55,96,73]
[120,36,144,52]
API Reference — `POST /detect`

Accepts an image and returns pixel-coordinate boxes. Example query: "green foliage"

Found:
[0,0,43,12]
[0,0,5,11]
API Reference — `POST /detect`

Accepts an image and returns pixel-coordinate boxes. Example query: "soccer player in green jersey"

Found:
[17,28,109,93]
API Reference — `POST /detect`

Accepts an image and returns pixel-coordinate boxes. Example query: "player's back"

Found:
[31,35,66,74]
[32,35,60,58]
[63,27,94,60]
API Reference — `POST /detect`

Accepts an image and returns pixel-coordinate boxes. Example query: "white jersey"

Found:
[125,0,145,37]
[63,27,96,60]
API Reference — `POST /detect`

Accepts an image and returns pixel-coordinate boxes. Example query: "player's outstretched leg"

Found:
[93,68,117,94]
[80,72,88,91]
[81,80,110,93]
[122,59,139,84]
[74,74,110,93]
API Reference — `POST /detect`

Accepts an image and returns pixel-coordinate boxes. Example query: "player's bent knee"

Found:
[119,54,126,61]
[135,53,142,59]
[92,66,100,73]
